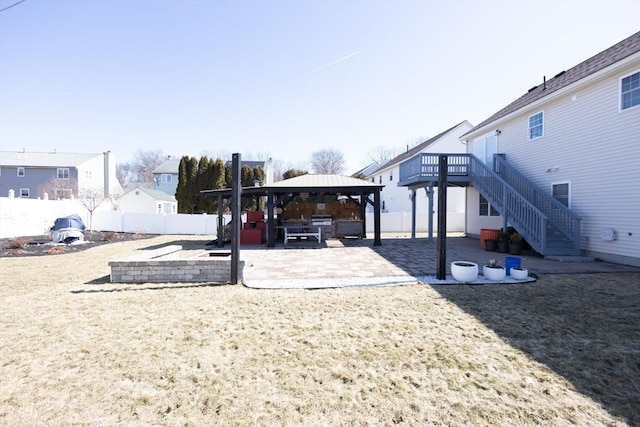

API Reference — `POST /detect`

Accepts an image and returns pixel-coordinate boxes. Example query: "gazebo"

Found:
[201,174,385,247]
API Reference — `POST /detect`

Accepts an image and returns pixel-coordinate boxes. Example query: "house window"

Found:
[161,174,172,184]
[371,177,374,183]
[552,182,570,207]
[157,204,163,213]
[389,172,393,182]
[528,111,544,140]
[479,194,500,216]
[85,171,92,179]
[20,188,30,198]
[57,168,70,179]
[378,176,382,184]
[17,167,25,177]
[621,71,640,110]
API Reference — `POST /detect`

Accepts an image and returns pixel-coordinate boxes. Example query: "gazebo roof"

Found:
[201,174,384,197]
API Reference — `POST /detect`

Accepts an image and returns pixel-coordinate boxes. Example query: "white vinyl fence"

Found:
[0,196,465,239]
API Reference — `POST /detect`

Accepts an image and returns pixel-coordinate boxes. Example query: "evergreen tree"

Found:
[186,156,199,213]
[212,158,226,212]
[240,165,254,210]
[176,156,190,213]
[196,156,210,213]
[283,168,308,180]
[225,161,233,188]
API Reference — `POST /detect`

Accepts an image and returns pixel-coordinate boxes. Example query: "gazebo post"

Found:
[266,190,276,248]
[217,195,224,248]
[373,189,382,246]
[230,153,242,285]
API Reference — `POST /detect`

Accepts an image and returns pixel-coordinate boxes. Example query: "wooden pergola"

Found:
[201,174,385,247]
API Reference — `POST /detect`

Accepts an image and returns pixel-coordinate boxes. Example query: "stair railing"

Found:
[467,155,548,253]
[494,155,580,249]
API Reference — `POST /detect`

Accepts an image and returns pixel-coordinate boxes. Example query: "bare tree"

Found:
[131,149,165,186]
[116,163,134,188]
[78,187,107,230]
[310,148,345,174]
[37,176,77,199]
[367,146,399,167]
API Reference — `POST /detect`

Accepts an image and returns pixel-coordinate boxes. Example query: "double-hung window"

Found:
[17,167,25,177]
[57,168,70,180]
[528,111,544,140]
[621,71,640,110]
[161,174,172,184]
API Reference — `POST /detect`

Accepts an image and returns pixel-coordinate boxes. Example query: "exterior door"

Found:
[472,134,498,166]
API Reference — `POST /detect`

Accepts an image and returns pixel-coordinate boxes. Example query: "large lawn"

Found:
[1,235,638,426]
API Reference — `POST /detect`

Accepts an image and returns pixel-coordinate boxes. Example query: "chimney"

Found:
[103,151,111,196]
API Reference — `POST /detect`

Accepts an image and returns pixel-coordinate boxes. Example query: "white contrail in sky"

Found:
[306,50,363,75]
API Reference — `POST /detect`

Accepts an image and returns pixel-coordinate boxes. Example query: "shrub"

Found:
[44,246,66,255]
[102,232,117,241]
[8,237,28,249]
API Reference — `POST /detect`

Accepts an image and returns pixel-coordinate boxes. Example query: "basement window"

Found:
[479,194,500,216]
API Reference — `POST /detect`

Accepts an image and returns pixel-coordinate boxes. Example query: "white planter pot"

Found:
[483,265,506,281]
[451,261,478,283]
[510,267,528,280]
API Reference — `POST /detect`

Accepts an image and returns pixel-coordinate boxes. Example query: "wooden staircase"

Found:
[398,153,581,256]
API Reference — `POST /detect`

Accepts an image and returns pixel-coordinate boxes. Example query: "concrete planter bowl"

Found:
[483,265,506,281]
[451,261,479,283]
[510,267,529,280]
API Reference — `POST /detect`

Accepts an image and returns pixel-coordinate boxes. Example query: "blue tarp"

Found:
[50,214,86,232]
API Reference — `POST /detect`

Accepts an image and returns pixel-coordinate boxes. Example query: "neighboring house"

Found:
[366,120,473,215]
[352,162,379,179]
[399,31,640,267]
[0,150,122,199]
[153,157,180,196]
[118,186,177,214]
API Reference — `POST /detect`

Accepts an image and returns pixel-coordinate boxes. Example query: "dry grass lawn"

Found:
[1,235,638,426]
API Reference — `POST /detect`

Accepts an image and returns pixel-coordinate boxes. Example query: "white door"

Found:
[472,134,498,165]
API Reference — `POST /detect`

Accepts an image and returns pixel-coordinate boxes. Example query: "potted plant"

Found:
[483,259,506,281]
[497,231,509,253]
[508,233,523,255]
[484,238,497,251]
[451,261,479,283]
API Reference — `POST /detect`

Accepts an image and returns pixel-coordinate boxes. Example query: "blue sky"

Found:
[1,0,639,174]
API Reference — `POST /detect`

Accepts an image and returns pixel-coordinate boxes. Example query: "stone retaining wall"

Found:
[109,246,242,283]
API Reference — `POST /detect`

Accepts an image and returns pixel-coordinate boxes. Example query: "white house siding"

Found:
[77,156,106,192]
[118,190,176,214]
[469,60,640,266]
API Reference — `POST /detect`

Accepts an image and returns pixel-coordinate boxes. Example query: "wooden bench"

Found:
[283,226,322,244]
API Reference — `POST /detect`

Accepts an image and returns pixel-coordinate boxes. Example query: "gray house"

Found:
[153,158,180,197]
[0,150,121,199]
